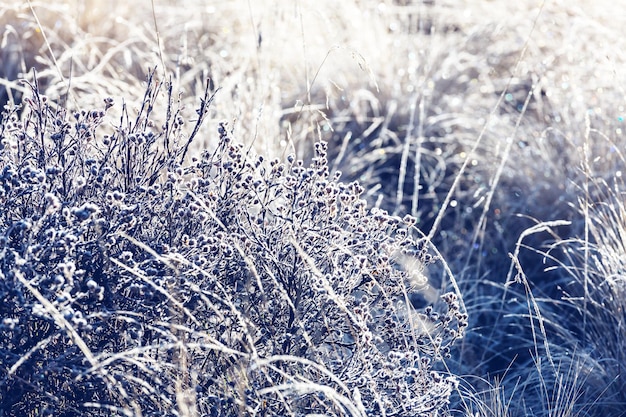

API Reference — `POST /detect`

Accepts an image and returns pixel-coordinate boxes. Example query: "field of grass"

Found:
[1,0,626,416]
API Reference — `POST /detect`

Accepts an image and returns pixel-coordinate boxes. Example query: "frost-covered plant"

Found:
[177,131,467,416]
[0,73,466,416]
[0,69,216,415]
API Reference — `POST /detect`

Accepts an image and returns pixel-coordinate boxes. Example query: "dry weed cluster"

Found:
[1,0,626,416]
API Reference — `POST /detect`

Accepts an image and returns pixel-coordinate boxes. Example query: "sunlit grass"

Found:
[2,0,626,416]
